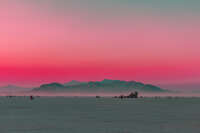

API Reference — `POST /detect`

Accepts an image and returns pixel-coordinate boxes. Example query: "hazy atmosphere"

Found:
[1,1,200,133]
[0,0,200,91]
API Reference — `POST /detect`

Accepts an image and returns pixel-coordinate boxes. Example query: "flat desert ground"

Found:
[0,97,200,133]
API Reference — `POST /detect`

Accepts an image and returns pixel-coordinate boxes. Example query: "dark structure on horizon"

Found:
[115,91,139,99]
[30,96,34,100]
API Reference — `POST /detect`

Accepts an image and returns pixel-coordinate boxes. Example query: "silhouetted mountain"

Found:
[64,80,86,86]
[33,79,166,93]
[35,83,65,91]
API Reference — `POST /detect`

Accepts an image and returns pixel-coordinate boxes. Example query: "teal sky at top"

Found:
[27,0,200,16]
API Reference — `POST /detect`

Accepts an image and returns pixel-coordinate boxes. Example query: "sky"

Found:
[0,0,200,88]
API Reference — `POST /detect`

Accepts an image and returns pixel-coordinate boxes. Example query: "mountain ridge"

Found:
[33,79,166,93]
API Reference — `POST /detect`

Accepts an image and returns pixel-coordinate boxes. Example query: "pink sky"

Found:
[0,1,200,87]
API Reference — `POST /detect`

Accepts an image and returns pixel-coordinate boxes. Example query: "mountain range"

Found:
[33,79,166,93]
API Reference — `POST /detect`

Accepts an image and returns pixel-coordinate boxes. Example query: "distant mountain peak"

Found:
[64,80,83,86]
[101,79,122,83]
[33,80,166,93]
[40,82,64,88]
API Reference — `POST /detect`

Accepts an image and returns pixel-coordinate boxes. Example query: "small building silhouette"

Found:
[114,91,139,99]
[127,91,138,98]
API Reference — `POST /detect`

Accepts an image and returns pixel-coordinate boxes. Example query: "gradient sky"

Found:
[0,0,200,88]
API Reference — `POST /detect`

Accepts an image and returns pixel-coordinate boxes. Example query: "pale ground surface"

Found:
[0,97,200,133]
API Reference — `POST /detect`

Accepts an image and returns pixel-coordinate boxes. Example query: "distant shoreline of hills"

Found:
[32,79,166,93]
[0,79,168,94]
[2,80,200,97]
